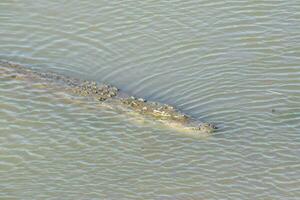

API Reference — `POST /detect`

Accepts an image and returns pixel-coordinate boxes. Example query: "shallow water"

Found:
[1,0,300,199]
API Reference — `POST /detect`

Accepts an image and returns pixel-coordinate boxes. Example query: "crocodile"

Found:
[0,60,217,135]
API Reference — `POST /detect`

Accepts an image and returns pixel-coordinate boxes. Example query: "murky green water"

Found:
[1,0,300,199]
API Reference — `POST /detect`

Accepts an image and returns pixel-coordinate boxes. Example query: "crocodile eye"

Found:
[208,123,217,129]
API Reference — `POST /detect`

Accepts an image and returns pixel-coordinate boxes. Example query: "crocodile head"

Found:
[196,123,217,134]
[161,120,217,136]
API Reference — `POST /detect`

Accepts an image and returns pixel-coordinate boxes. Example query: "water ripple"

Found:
[1,0,300,199]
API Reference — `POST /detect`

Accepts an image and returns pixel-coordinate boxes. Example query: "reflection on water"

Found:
[1,0,300,199]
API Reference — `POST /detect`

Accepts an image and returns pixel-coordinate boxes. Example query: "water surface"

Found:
[1,0,300,199]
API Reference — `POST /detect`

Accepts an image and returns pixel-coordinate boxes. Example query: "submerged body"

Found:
[0,60,217,135]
